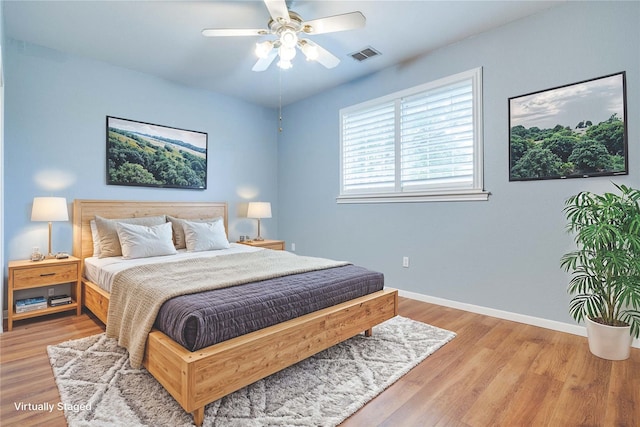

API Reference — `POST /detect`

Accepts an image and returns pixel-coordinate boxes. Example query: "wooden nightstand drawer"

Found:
[237,239,285,251]
[259,241,285,250]
[12,263,78,289]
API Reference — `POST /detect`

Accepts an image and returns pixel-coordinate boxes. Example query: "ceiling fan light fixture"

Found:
[299,40,319,61]
[277,59,293,70]
[278,45,296,61]
[279,28,298,48]
[255,40,273,59]
[202,1,365,72]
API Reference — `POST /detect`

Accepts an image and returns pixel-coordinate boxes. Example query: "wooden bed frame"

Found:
[72,199,398,426]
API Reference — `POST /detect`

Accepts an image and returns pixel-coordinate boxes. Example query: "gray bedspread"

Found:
[154,264,384,351]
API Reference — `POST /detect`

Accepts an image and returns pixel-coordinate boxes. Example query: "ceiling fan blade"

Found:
[314,44,340,69]
[264,0,290,23]
[202,28,268,37]
[299,39,340,69]
[302,12,366,35]
[252,50,278,72]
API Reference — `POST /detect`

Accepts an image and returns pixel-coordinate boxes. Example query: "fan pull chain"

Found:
[278,68,283,132]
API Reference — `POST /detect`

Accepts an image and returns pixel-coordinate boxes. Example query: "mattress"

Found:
[83,243,261,292]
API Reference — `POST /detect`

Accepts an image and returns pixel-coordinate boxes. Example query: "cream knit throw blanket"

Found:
[106,250,349,368]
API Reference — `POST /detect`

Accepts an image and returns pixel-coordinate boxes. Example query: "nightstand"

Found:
[7,256,82,331]
[238,239,285,251]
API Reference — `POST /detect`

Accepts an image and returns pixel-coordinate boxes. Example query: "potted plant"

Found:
[561,183,640,360]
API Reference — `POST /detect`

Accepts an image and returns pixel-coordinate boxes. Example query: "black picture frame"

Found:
[106,116,208,189]
[509,72,627,182]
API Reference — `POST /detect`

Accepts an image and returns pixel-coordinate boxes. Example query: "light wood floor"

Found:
[1,297,638,426]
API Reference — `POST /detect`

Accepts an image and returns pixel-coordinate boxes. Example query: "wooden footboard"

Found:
[83,280,397,426]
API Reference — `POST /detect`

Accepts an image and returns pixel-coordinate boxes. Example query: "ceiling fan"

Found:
[201,0,366,72]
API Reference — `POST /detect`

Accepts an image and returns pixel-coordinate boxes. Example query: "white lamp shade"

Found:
[31,197,69,222]
[247,202,272,219]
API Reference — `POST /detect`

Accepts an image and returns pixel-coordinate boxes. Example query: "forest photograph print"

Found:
[509,72,627,181]
[107,116,207,189]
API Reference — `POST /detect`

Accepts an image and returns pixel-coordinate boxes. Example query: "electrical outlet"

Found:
[291,243,296,252]
[402,257,409,268]
[48,288,55,296]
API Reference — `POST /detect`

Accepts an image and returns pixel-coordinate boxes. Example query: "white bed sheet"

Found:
[83,243,262,292]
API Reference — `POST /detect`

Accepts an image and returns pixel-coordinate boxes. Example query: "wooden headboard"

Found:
[72,199,228,260]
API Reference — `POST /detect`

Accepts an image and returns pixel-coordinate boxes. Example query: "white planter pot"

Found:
[585,317,633,360]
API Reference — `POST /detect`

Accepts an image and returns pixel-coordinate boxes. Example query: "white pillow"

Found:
[95,215,166,258]
[182,219,230,252]
[115,222,177,259]
[166,215,222,249]
[90,220,101,257]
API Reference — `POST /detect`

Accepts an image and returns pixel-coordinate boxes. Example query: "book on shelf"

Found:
[50,300,72,307]
[49,294,72,306]
[15,296,48,313]
[16,296,46,305]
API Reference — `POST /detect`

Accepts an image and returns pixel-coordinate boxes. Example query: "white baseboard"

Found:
[398,289,640,349]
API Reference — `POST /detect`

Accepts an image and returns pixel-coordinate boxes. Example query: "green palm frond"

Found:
[569,294,603,322]
[620,310,640,338]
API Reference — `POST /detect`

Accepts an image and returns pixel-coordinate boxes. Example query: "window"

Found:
[338,67,488,203]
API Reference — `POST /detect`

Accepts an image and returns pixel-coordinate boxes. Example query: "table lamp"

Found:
[247,202,271,241]
[31,197,69,258]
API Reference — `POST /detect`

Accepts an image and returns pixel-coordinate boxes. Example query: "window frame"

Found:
[338,67,489,204]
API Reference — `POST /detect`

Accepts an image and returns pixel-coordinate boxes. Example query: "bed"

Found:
[72,199,398,426]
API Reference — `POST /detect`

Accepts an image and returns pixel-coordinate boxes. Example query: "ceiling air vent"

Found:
[350,46,381,62]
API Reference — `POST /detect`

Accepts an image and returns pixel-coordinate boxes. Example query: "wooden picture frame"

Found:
[509,72,627,181]
[106,116,208,189]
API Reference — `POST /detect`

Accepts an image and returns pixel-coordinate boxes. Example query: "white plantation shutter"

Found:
[400,79,474,190]
[341,102,395,193]
[339,68,486,203]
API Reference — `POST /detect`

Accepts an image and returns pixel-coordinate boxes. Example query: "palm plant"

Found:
[560,183,640,339]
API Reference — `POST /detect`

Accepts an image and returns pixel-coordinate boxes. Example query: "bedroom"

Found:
[1,0,639,425]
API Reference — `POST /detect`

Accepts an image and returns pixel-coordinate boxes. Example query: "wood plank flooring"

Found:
[1,297,638,426]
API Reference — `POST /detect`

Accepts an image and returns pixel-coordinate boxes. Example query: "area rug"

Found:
[47,316,455,426]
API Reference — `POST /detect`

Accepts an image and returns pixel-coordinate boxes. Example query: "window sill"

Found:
[336,189,491,204]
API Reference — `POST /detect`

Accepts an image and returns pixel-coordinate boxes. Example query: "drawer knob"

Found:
[40,273,56,277]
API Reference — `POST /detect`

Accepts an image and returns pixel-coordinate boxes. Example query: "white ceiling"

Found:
[4,0,563,108]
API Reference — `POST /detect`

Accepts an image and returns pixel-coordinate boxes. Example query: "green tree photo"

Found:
[509,72,626,181]
[107,127,207,188]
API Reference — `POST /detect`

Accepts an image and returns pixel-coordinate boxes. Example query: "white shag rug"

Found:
[47,316,455,426]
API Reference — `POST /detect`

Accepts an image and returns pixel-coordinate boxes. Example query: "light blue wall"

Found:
[277,1,640,324]
[3,39,279,267]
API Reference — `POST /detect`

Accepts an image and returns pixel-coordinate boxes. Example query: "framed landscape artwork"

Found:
[509,72,627,181]
[106,116,208,189]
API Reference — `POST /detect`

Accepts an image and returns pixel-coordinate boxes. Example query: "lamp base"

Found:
[254,218,265,241]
